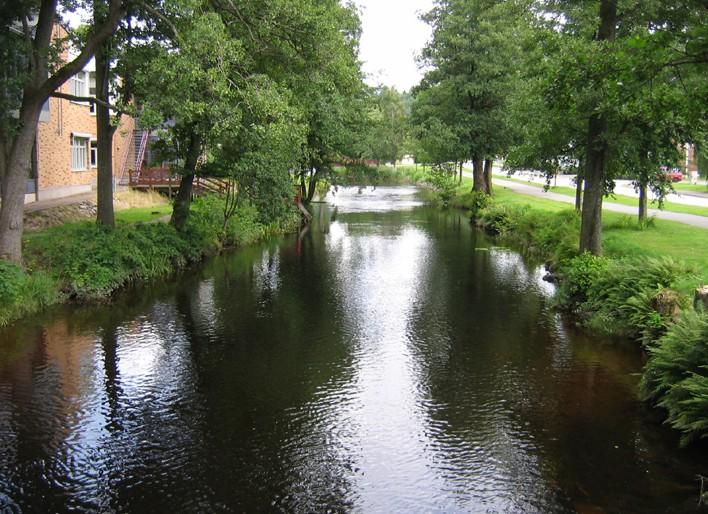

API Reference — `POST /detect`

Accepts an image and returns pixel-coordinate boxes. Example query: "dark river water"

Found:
[1,187,706,513]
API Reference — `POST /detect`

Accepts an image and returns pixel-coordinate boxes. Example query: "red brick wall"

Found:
[35,24,135,195]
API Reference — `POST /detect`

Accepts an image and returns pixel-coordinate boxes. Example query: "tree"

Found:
[360,86,409,166]
[530,0,708,254]
[213,0,367,205]
[415,0,526,194]
[207,77,306,225]
[133,10,245,231]
[0,0,125,263]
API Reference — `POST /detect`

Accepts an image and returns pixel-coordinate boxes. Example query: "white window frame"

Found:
[70,71,88,100]
[90,139,98,168]
[71,134,91,171]
[88,71,97,114]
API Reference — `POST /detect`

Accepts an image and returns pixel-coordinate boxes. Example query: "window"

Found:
[71,135,89,171]
[39,99,50,123]
[70,71,87,98]
[88,72,96,114]
[90,140,98,168]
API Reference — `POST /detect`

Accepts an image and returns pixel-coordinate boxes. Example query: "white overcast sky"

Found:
[353,0,434,92]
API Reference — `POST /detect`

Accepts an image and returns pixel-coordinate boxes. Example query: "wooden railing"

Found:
[129,167,229,196]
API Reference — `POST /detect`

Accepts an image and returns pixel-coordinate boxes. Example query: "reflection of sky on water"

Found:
[1,187,704,513]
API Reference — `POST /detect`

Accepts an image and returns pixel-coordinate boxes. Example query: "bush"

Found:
[578,257,693,344]
[0,261,58,326]
[473,204,580,265]
[451,190,490,216]
[641,311,708,445]
[476,204,520,236]
[0,195,296,327]
[26,222,192,300]
[426,165,459,206]
[556,253,611,308]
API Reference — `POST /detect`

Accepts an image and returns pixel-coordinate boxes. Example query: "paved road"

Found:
[497,171,708,207]
[465,172,708,229]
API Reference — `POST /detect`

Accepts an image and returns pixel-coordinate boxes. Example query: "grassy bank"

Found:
[1,195,298,327]
[448,181,708,445]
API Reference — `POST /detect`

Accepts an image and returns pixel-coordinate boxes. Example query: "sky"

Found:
[353,0,435,92]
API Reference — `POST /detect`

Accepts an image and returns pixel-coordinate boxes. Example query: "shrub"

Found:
[476,204,520,236]
[472,203,580,264]
[641,311,708,445]
[452,190,490,216]
[579,257,693,343]
[26,222,193,300]
[426,165,459,206]
[0,261,58,326]
[556,253,611,308]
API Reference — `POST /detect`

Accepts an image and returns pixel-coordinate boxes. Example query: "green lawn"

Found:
[673,182,708,193]
[489,185,708,283]
[115,204,172,223]
[494,174,708,218]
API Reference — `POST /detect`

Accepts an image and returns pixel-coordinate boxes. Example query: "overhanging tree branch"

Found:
[50,92,129,114]
[38,0,126,100]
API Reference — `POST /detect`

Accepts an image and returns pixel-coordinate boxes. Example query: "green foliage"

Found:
[19,195,291,304]
[426,165,459,206]
[412,0,527,165]
[451,190,491,216]
[641,311,708,445]
[331,164,428,187]
[27,223,190,300]
[576,257,693,343]
[0,261,58,326]
[474,202,580,264]
[356,87,410,165]
[556,253,610,307]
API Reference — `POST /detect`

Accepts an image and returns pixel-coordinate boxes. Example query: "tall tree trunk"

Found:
[579,0,617,256]
[575,174,583,212]
[95,33,115,228]
[0,0,124,264]
[483,159,493,194]
[472,158,487,193]
[299,171,307,200]
[638,178,648,224]
[458,161,463,185]
[170,132,201,231]
[0,101,41,263]
[580,114,608,255]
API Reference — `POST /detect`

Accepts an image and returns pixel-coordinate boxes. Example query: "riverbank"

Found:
[0,195,299,327]
[444,178,708,445]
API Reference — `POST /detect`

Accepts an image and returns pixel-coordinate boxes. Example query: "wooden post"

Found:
[694,286,708,311]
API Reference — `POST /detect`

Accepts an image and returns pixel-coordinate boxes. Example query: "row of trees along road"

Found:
[413,0,707,255]
[0,0,367,264]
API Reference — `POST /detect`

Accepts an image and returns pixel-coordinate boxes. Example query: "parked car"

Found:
[662,170,684,182]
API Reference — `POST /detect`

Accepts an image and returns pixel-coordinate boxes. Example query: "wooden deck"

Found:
[129,167,229,195]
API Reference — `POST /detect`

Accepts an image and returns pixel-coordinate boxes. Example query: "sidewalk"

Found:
[23,192,96,213]
[466,172,708,229]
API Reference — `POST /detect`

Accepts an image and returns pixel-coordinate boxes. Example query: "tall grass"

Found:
[1,195,297,324]
[0,261,58,326]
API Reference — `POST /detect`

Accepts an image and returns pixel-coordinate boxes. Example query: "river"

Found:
[0,186,705,513]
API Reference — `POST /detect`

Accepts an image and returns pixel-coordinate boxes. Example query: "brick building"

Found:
[25,24,136,203]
